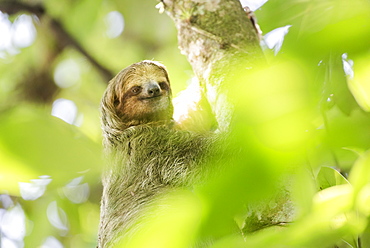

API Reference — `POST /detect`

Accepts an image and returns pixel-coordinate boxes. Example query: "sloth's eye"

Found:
[159,82,169,91]
[131,86,141,95]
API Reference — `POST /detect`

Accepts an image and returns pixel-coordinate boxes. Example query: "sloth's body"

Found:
[98,61,216,247]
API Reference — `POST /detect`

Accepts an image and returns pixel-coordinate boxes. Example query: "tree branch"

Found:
[162,0,263,76]
[0,1,114,82]
[48,19,114,82]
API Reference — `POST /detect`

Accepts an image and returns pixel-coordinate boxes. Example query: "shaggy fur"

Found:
[100,60,174,146]
[98,61,216,247]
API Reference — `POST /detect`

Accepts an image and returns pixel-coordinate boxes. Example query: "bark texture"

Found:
[162,0,264,130]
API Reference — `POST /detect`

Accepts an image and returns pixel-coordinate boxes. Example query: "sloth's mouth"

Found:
[139,95,162,100]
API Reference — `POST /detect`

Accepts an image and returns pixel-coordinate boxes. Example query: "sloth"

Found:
[98,60,218,247]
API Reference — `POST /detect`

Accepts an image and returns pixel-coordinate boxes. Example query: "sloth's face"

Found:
[114,62,173,123]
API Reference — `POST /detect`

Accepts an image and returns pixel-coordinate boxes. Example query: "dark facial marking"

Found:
[159,82,170,91]
[113,95,120,107]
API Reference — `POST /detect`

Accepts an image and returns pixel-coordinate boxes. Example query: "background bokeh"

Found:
[1,0,370,247]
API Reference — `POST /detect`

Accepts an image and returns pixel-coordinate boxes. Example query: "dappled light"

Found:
[53,59,81,88]
[63,176,90,204]
[173,78,202,123]
[0,203,26,247]
[19,175,52,200]
[0,12,36,58]
[231,61,311,151]
[0,0,370,247]
[105,11,125,39]
[11,15,37,49]
[47,201,69,236]
[116,190,202,248]
[40,236,63,248]
[51,98,81,125]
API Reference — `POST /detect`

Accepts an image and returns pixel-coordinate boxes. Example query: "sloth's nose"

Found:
[146,83,161,97]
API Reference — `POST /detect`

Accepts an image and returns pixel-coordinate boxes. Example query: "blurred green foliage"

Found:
[0,0,370,247]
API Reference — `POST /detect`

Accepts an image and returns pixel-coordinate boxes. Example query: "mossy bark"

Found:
[161,0,264,131]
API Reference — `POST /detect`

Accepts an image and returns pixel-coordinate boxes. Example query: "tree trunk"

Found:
[160,0,294,237]
[161,0,264,130]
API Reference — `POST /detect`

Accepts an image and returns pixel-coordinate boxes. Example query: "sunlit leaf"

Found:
[360,223,370,247]
[116,190,202,248]
[317,166,349,190]
[349,151,370,193]
[234,204,362,248]
[356,184,370,216]
[319,108,370,172]
[0,143,40,195]
[323,54,360,115]
[235,185,363,248]
[349,52,370,112]
[313,184,353,215]
[231,60,312,151]
[301,1,370,55]
[0,105,102,194]
[258,0,370,57]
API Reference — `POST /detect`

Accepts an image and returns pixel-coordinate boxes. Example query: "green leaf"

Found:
[349,51,370,112]
[327,55,360,115]
[317,166,350,190]
[0,106,102,195]
[349,151,370,193]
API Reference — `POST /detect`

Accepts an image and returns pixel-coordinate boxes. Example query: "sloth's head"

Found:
[101,60,173,130]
